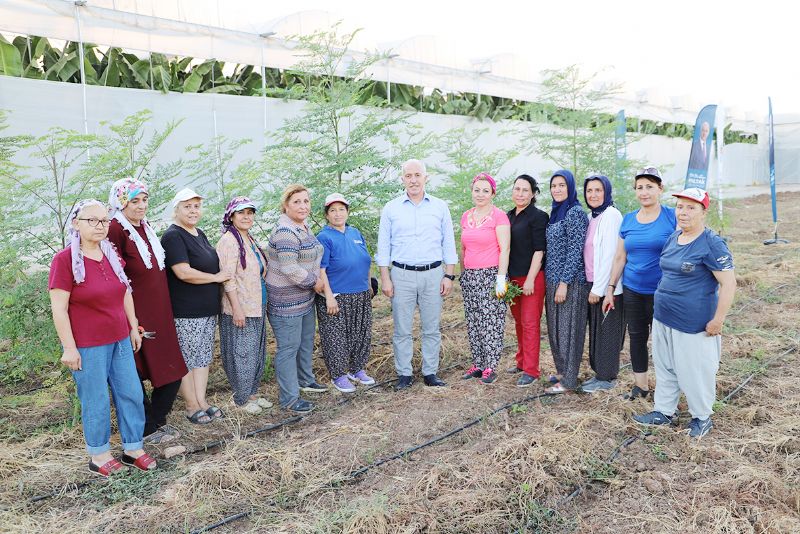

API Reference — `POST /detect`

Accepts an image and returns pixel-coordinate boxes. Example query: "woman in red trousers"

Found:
[506,174,549,386]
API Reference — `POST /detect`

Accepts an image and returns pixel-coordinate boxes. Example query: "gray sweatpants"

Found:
[390,265,443,377]
[652,319,721,420]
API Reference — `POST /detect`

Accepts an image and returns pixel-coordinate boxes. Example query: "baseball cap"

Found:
[634,166,662,183]
[672,187,709,209]
[172,187,204,207]
[324,192,350,207]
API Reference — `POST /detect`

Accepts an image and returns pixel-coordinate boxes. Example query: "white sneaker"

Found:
[255,397,273,409]
[242,401,262,414]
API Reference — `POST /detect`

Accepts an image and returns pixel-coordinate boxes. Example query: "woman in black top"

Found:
[506,175,549,387]
[161,188,229,424]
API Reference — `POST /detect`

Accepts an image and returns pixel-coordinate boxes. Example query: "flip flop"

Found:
[88,458,126,477]
[545,383,569,394]
[186,409,212,424]
[121,452,157,471]
[205,405,224,419]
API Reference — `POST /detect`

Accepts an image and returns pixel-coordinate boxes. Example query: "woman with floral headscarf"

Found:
[49,200,157,475]
[106,178,188,444]
[580,174,624,393]
[544,170,589,394]
[216,196,272,414]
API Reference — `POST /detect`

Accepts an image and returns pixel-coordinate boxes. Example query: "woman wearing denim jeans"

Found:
[266,184,328,413]
[48,200,156,476]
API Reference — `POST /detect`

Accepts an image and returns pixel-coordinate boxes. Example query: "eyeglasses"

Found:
[78,217,111,227]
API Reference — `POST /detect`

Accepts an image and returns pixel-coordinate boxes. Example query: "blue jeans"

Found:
[268,309,317,408]
[72,338,145,454]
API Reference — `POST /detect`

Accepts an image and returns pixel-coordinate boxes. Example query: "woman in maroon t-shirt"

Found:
[49,200,156,476]
[107,178,188,443]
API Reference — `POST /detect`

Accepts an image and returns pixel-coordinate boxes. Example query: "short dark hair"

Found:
[324,201,349,215]
[514,174,541,197]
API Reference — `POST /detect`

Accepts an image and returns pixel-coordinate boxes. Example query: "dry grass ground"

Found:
[0,193,798,533]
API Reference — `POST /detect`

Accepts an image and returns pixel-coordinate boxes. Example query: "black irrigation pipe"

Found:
[720,343,798,404]
[553,340,799,510]
[189,511,252,534]
[344,390,558,480]
[27,363,468,503]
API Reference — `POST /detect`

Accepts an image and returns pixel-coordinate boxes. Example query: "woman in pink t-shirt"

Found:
[459,173,511,384]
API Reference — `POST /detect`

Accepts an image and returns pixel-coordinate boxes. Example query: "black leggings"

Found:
[623,288,654,374]
[141,379,181,436]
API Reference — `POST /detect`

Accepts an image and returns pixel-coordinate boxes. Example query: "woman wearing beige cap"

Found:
[315,193,376,393]
[161,188,230,424]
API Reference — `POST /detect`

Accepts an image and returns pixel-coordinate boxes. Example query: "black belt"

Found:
[392,261,442,271]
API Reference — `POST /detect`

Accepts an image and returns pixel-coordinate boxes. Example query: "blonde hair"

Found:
[280,184,309,213]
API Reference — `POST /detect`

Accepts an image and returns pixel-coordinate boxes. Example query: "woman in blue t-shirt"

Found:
[633,188,735,438]
[316,193,376,394]
[603,167,676,399]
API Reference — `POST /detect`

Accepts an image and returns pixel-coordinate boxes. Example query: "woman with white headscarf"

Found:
[49,199,157,475]
[107,178,188,444]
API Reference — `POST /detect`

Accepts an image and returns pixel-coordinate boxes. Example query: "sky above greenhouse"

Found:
[218,0,797,119]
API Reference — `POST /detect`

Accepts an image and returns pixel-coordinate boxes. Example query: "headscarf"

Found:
[583,174,614,218]
[548,169,581,224]
[69,199,131,291]
[107,178,166,270]
[221,196,266,269]
[472,172,497,194]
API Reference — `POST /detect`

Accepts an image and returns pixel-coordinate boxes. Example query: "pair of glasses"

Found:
[78,217,111,227]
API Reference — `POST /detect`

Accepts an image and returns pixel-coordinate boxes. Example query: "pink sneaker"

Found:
[462,365,482,380]
[480,368,497,384]
[348,370,376,386]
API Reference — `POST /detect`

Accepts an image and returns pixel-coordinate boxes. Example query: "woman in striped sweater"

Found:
[266,184,328,413]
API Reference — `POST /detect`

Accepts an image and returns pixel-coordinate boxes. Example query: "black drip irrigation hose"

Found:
[551,340,799,512]
[27,363,467,503]
[189,511,252,534]
[345,391,557,480]
[188,390,561,533]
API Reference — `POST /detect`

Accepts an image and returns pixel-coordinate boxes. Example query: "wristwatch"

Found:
[443,274,455,281]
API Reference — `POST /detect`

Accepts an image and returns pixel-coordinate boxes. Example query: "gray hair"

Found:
[401,159,427,175]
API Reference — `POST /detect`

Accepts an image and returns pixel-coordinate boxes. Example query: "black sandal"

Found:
[205,406,224,419]
[186,409,212,424]
[625,385,651,400]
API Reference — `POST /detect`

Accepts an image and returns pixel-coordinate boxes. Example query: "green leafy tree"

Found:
[518,65,644,213]
[87,110,183,228]
[431,127,520,231]
[183,136,266,242]
[259,25,437,244]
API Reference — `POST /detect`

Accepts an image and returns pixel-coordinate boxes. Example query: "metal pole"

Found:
[716,106,724,228]
[259,33,275,149]
[73,1,90,159]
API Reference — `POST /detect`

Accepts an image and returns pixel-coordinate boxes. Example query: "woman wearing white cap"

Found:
[315,193,376,393]
[161,188,230,424]
[216,196,273,414]
[633,188,735,438]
